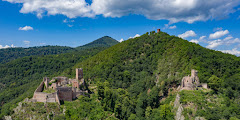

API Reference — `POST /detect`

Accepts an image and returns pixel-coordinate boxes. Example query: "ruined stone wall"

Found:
[35,82,44,92]
[55,91,60,104]
[181,69,207,90]
[202,83,208,89]
[71,80,79,89]
[44,77,50,88]
[49,83,57,90]
[57,87,73,101]
[33,92,47,102]
[46,93,57,103]
[72,87,76,99]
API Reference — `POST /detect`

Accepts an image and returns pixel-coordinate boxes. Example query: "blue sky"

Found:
[1,0,240,56]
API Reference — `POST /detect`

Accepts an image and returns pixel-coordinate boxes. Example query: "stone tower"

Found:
[191,69,198,77]
[43,77,50,88]
[181,69,200,90]
[76,68,83,80]
[157,29,161,33]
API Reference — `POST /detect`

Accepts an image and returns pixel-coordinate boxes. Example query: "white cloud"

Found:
[221,48,240,56]
[0,44,15,49]
[63,19,68,23]
[224,35,233,41]
[19,26,33,31]
[23,40,30,47]
[169,25,177,29]
[67,24,73,27]
[63,19,75,23]
[209,30,229,39]
[189,36,207,44]
[225,38,240,44]
[199,36,206,41]
[206,39,223,49]
[4,0,94,19]
[178,30,197,39]
[4,0,240,23]
[119,38,124,42]
[129,34,141,39]
[164,24,177,29]
[91,0,240,23]
[190,39,199,44]
[214,27,223,32]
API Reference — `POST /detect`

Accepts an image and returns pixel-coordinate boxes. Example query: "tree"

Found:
[208,75,222,92]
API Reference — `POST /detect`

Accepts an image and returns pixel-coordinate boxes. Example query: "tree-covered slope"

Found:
[76,36,119,50]
[64,31,240,119]
[0,36,119,64]
[5,32,240,119]
[0,46,74,64]
[0,36,118,118]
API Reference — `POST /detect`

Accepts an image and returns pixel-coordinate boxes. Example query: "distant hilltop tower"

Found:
[157,29,161,33]
[76,68,83,80]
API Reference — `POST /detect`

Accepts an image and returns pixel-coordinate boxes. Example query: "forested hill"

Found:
[5,31,240,119]
[76,36,119,50]
[64,31,240,119]
[0,46,73,64]
[0,36,119,64]
[0,36,119,118]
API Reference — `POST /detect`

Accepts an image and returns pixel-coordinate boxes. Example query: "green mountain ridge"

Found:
[3,31,240,119]
[66,31,240,119]
[0,36,119,64]
[0,36,119,118]
[0,46,73,64]
[76,36,119,50]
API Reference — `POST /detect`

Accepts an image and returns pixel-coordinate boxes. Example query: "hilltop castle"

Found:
[180,69,208,90]
[32,68,87,104]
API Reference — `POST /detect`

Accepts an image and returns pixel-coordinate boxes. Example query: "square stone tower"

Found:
[76,68,83,80]
[191,69,198,77]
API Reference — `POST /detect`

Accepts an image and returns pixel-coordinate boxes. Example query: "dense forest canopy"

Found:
[1,31,240,119]
[0,37,119,118]
[0,46,74,64]
[76,36,119,50]
[66,31,240,119]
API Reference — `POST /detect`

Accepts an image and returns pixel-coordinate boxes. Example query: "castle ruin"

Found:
[32,68,87,104]
[181,69,208,90]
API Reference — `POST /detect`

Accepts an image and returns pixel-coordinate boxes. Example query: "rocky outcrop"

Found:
[4,116,12,120]
[195,117,205,120]
[174,94,180,108]
[174,94,185,120]
[175,105,185,120]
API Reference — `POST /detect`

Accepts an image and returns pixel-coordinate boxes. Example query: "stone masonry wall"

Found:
[33,92,48,102]
[57,87,73,101]
[35,82,44,92]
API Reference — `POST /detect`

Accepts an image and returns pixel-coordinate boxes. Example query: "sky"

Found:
[1,0,240,56]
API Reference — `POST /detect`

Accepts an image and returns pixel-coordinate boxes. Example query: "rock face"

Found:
[175,105,185,120]
[174,94,180,108]
[174,94,185,120]
[195,117,205,120]
[4,116,12,120]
